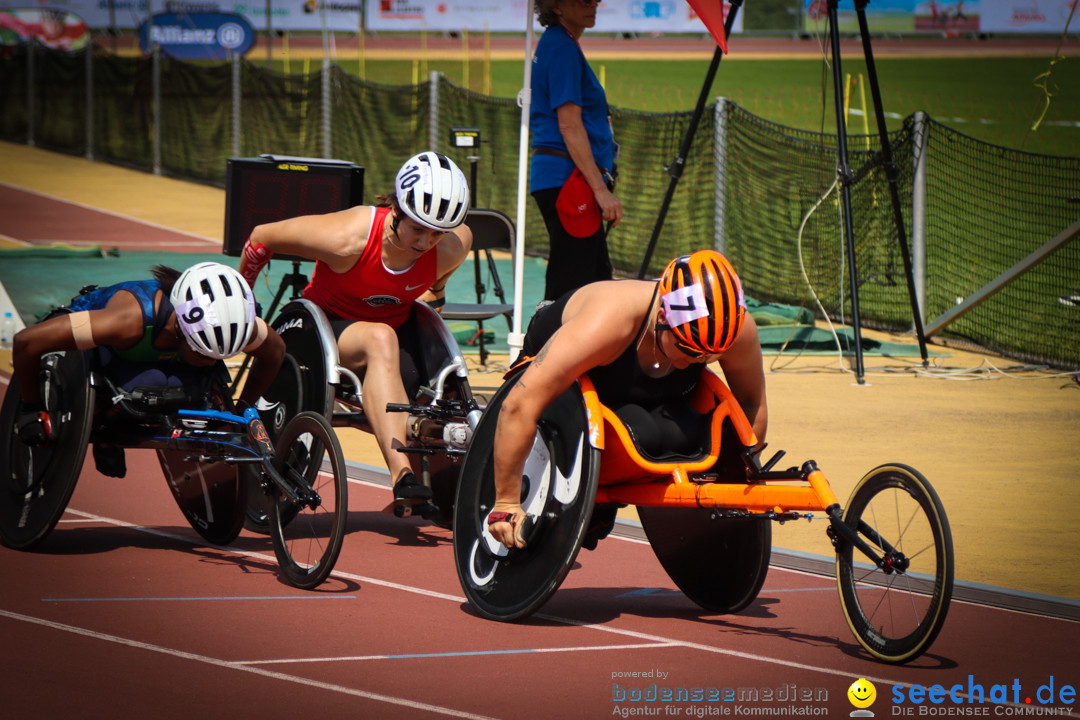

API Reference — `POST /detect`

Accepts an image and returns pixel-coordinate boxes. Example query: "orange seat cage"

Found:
[581,370,840,516]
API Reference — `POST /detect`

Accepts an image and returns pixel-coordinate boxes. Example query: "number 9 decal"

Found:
[182,306,204,325]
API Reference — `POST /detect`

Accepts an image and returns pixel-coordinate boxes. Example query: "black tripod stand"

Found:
[823,0,929,383]
[637,0,744,281]
[638,0,930,384]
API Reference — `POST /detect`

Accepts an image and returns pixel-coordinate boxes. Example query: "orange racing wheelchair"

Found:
[452,363,954,664]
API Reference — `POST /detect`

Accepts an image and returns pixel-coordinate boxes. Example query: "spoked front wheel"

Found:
[834,463,953,664]
[268,411,348,589]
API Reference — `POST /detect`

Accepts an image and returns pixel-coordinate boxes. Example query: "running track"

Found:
[2,189,1078,719]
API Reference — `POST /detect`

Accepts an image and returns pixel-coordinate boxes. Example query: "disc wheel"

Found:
[453,372,600,621]
[639,506,771,614]
[835,463,954,664]
[0,350,93,550]
[269,411,348,589]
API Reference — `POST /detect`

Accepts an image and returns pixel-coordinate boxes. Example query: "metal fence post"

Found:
[232,54,241,157]
[322,58,331,159]
[912,111,928,326]
[714,97,729,255]
[430,70,440,152]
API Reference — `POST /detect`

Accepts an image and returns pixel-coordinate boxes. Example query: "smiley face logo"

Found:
[847,678,877,709]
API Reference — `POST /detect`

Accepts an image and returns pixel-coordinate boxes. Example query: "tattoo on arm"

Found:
[532,331,558,368]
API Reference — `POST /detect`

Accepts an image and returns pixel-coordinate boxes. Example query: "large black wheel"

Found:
[251,301,337,535]
[835,464,954,664]
[269,411,348,589]
[453,372,600,621]
[414,368,473,531]
[157,449,247,546]
[403,302,477,529]
[0,350,94,550]
[157,365,246,546]
[267,300,336,418]
[245,351,305,534]
[639,506,771,613]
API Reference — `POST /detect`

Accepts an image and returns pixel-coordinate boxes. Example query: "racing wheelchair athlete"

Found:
[241,150,483,525]
[1,262,349,589]
[453,250,954,664]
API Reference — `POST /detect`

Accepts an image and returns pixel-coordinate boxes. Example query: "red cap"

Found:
[555,168,602,238]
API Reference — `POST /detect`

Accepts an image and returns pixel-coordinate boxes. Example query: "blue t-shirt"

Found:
[529,24,615,193]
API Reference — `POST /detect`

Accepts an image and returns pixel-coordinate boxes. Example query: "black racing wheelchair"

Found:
[257,297,484,528]
[452,362,955,664]
[0,312,348,590]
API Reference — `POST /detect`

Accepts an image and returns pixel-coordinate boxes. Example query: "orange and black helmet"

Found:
[658,250,746,356]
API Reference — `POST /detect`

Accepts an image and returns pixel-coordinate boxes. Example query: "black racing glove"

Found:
[16,402,54,446]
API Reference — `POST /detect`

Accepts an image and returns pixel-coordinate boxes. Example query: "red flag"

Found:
[686,0,729,54]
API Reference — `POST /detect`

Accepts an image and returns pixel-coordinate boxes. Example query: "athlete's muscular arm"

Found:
[12,291,144,405]
[717,313,768,447]
[238,319,285,405]
[248,206,375,275]
[488,281,645,549]
[419,223,474,311]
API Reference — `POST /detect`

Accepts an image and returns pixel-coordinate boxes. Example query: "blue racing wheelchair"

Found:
[0,314,348,590]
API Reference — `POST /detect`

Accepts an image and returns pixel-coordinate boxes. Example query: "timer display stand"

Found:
[223,154,364,387]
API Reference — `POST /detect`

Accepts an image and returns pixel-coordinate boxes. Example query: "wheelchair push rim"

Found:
[0,350,94,550]
[453,372,600,622]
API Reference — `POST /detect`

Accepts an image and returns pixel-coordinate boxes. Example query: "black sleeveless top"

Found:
[520,286,700,410]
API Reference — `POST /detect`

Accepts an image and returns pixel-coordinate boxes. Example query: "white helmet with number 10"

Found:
[394,151,470,231]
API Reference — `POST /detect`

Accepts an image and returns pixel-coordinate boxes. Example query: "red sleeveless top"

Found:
[302,207,437,329]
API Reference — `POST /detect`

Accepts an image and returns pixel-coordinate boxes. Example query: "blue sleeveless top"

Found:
[68,280,180,363]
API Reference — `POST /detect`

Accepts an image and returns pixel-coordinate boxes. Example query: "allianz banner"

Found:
[138,12,254,59]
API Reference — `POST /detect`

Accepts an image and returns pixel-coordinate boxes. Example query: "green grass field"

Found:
[332,54,1078,157]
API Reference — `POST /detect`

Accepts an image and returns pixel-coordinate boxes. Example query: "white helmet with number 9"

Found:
[394,151,470,231]
[171,262,257,360]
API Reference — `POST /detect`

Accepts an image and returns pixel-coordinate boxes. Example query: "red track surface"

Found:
[0,183,219,252]
[2,448,1078,719]
[3,188,1079,718]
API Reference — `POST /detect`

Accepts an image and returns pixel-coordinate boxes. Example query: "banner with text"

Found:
[803,0,1077,35]
[365,0,744,35]
[0,0,1069,35]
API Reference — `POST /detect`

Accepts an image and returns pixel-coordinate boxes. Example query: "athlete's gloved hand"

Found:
[238,237,272,289]
[15,402,53,446]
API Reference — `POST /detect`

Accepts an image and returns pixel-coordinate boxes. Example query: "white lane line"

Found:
[0,608,499,720]
[235,642,681,666]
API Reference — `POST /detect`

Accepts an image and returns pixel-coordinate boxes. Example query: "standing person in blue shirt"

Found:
[531,0,623,302]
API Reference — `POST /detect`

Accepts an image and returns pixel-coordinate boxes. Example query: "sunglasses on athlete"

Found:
[577,0,601,6]
[657,323,711,360]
